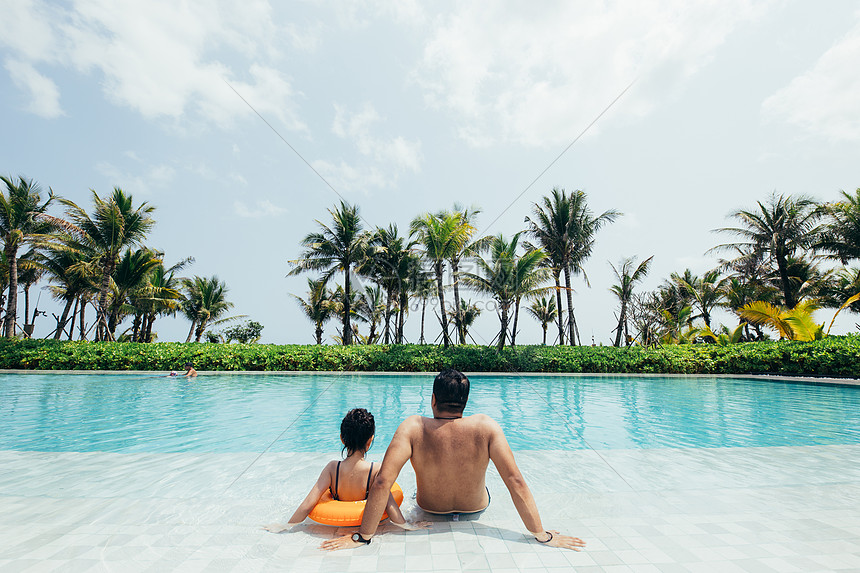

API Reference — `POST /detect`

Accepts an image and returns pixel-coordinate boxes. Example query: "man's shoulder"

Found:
[398,414,424,431]
[466,413,500,426]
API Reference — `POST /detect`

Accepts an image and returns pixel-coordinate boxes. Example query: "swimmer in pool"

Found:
[321,369,586,551]
[182,363,197,378]
[264,408,430,533]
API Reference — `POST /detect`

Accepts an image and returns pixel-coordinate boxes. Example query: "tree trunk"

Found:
[383,287,393,344]
[195,318,208,343]
[315,323,323,345]
[397,289,407,343]
[613,300,627,347]
[54,297,75,340]
[131,314,142,342]
[451,259,463,344]
[343,267,352,345]
[776,253,795,309]
[563,265,577,345]
[511,296,521,346]
[435,261,450,347]
[419,297,427,344]
[553,271,564,345]
[541,324,547,345]
[23,284,30,327]
[68,297,79,341]
[78,298,87,341]
[97,262,114,342]
[497,303,509,350]
[4,244,19,337]
[185,319,197,343]
[144,314,155,342]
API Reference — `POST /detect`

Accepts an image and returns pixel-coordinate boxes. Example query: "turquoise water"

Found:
[1,372,858,453]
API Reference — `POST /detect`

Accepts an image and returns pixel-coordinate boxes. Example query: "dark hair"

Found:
[433,369,469,413]
[341,408,375,457]
[183,362,193,368]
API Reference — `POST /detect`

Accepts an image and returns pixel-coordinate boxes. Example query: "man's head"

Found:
[432,369,470,414]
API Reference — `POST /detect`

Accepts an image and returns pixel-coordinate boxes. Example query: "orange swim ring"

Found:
[308,482,404,527]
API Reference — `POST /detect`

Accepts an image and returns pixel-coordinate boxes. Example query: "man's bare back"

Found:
[404,414,494,513]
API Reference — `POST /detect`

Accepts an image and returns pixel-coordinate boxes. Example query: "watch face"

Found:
[351,533,369,544]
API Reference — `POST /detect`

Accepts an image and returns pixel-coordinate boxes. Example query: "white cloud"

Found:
[762,16,860,141]
[310,159,389,193]
[96,161,175,196]
[318,103,422,192]
[1,0,306,130]
[413,0,773,147]
[4,58,63,118]
[233,199,287,218]
[0,0,57,61]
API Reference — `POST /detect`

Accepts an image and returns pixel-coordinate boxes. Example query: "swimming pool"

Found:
[1,372,858,453]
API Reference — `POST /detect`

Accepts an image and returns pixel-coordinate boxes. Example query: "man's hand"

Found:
[319,534,368,551]
[537,530,586,551]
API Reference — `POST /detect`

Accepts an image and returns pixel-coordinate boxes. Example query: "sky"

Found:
[2,0,860,345]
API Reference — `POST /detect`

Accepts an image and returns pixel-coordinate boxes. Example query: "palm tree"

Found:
[413,274,436,344]
[361,224,421,344]
[738,300,823,341]
[39,236,96,340]
[0,176,56,337]
[410,211,472,347]
[59,187,155,340]
[291,201,367,345]
[525,188,619,346]
[292,277,333,344]
[463,233,549,349]
[609,256,653,347]
[713,193,824,309]
[182,275,233,343]
[565,190,620,345]
[106,248,162,338]
[16,253,44,334]
[525,189,572,345]
[672,269,725,328]
[818,188,860,264]
[457,299,482,343]
[356,284,385,344]
[131,256,191,342]
[446,205,488,344]
[526,296,558,345]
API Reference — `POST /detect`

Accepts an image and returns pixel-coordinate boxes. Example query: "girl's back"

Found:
[326,457,378,502]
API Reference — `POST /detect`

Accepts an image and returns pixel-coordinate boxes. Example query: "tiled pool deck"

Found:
[2,445,860,572]
[2,372,859,572]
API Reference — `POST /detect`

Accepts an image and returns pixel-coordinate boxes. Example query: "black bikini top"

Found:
[331,460,374,501]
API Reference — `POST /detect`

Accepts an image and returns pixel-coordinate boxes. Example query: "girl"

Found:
[266,408,427,532]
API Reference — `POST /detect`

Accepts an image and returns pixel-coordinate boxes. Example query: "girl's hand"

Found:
[390,520,432,531]
[262,523,296,534]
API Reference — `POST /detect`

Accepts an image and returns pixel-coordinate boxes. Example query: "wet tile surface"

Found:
[1,446,860,571]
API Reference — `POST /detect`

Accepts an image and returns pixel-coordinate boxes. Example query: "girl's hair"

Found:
[341,408,375,457]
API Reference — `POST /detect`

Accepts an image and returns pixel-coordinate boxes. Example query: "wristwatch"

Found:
[351,532,372,545]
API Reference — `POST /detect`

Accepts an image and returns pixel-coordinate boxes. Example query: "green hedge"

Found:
[1,336,859,377]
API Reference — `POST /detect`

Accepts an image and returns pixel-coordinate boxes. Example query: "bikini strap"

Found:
[365,462,374,497]
[333,460,341,501]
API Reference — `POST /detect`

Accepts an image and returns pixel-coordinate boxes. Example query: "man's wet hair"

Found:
[341,408,375,457]
[433,369,470,413]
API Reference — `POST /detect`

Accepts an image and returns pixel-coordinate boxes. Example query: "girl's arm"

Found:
[264,462,332,533]
[385,492,431,530]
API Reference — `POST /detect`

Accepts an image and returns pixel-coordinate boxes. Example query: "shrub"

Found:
[0,337,858,377]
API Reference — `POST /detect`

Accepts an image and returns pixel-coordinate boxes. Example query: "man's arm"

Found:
[487,418,586,551]
[320,417,416,551]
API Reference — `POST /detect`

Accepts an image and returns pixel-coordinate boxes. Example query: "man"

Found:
[183,362,197,378]
[321,369,586,551]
